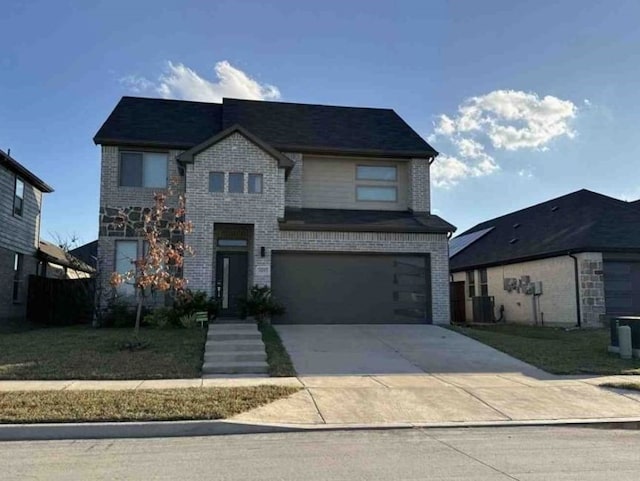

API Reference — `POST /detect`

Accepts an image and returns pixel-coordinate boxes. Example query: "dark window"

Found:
[356,165,397,181]
[466,270,476,298]
[217,239,248,247]
[13,253,23,302]
[13,177,24,217]
[209,172,224,193]
[119,152,167,187]
[248,174,263,194]
[479,268,488,296]
[356,186,397,202]
[229,173,244,193]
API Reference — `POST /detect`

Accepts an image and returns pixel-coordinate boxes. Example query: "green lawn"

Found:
[0,386,300,423]
[449,324,640,375]
[258,322,296,377]
[602,382,640,391]
[0,326,206,380]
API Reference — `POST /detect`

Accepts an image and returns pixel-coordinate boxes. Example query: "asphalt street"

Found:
[2,426,640,480]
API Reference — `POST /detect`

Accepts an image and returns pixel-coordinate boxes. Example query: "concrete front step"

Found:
[208,332,262,341]
[204,351,266,363]
[209,322,258,330]
[202,361,269,375]
[205,340,265,352]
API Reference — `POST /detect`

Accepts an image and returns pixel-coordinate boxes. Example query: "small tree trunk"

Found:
[134,289,143,339]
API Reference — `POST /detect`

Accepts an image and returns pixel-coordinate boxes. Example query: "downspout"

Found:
[568,252,581,327]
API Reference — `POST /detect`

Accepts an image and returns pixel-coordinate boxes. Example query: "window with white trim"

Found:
[13,177,24,217]
[115,240,137,295]
[119,152,168,188]
[12,253,23,302]
[356,165,398,202]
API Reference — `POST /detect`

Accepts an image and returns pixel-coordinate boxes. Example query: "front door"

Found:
[215,252,248,317]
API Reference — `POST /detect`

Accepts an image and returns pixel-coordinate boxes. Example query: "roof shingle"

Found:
[450,189,640,271]
[93,96,437,158]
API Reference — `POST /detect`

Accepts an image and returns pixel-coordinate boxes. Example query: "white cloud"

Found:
[517,169,534,179]
[430,89,578,188]
[431,154,498,189]
[119,75,154,94]
[120,60,281,102]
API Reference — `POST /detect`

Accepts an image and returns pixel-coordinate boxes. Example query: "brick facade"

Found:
[98,133,451,324]
[408,158,431,213]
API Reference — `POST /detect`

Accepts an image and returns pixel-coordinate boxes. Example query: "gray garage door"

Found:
[604,261,640,316]
[271,252,431,324]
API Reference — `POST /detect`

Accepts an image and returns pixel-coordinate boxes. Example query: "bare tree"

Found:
[108,184,193,339]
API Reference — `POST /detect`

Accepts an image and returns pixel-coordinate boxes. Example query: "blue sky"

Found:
[1,0,639,245]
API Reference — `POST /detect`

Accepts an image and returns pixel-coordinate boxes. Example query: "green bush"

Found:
[171,290,218,325]
[179,313,198,329]
[238,285,285,321]
[101,299,151,328]
[143,307,172,329]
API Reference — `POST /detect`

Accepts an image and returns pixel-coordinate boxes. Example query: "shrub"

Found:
[238,285,285,321]
[171,290,218,325]
[143,307,172,329]
[179,313,198,329]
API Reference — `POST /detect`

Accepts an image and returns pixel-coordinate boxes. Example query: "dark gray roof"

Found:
[0,149,53,193]
[69,240,98,269]
[93,97,222,149]
[450,189,640,271]
[280,208,456,234]
[94,97,437,158]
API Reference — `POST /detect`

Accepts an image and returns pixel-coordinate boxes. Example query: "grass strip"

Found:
[448,324,640,375]
[258,323,296,377]
[0,386,300,424]
[601,382,640,391]
[0,326,206,380]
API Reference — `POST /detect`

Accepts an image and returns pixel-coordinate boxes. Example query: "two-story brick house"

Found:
[94,97,455,324]
[0,149,53,324]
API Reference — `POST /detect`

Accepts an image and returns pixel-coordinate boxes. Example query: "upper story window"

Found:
[248,174,263,194]
[356,165,398,202]
[356,186,397,202]
[209,172,224,193]
[356,165,397,181]
[119,151,168,188]
[228,173,244,193]
[13,177,24,217]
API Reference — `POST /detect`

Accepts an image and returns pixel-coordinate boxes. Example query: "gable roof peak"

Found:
[177,124,294,169]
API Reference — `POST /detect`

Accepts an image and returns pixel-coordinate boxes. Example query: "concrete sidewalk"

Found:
[231,373,640,425]
[2,374,640,428]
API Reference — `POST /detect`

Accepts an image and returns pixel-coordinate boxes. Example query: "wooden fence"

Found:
[26,276,95,325]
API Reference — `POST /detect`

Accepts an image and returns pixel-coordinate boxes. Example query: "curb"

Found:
[2,417,640,441]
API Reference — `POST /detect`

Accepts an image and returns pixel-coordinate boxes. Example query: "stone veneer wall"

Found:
[576,252,606,327]
[97,146,185,306]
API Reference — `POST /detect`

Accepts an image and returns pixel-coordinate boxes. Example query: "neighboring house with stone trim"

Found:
[450,189,640,327]
[0,149,53,324]
[93,96,456,324]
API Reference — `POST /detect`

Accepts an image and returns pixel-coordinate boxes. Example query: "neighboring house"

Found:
[38,240,94,279]
[0,149,54,324]
[69,240,98,270]
[449,189,640,327]
[94,97,456,324]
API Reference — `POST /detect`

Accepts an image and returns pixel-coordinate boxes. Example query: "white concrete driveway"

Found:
[275,324,548,377]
